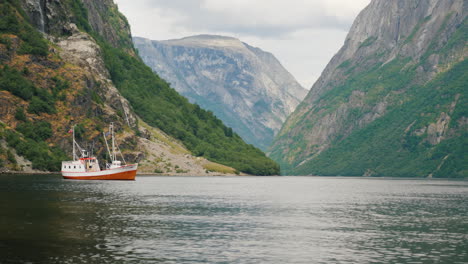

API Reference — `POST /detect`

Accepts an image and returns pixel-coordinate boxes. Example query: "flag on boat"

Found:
[68,129,73,133]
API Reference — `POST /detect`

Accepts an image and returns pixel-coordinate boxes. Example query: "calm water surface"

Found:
[0,175,467,263]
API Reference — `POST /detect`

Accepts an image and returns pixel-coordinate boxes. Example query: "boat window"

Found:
[90,165,93,168]
[74,166,76,169]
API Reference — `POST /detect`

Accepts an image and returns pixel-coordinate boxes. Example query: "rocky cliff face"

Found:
[270,0,467,177]
[20,0,133,50]
[134,35,307,150]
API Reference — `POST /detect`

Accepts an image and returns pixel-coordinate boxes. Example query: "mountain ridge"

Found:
[162,34,246,50]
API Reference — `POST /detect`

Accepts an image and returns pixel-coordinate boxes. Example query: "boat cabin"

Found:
[62,157,101,173]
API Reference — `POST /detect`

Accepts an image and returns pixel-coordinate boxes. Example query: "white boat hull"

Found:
[62,164,138,180]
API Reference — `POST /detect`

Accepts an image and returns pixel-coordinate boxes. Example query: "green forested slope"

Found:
[293,59,467,177]
[269,0,466,177]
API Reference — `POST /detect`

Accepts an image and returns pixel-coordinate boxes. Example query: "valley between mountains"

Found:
[0,0,466,178]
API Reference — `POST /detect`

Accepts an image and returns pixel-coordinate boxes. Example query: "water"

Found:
[0,175,467,264]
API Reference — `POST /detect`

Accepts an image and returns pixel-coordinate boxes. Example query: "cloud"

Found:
[114,0,370,88]
[127,0,367,37]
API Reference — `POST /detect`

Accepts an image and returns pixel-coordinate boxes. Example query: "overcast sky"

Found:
[114,0,370,89]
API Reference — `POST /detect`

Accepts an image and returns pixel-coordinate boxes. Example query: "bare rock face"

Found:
[20,0,68,35]
[270,0,467,176]
[56,28,136,127]
[81,0,133,50]
[306,0,465,104]
[133,35,307,150]
[20,0,132,50]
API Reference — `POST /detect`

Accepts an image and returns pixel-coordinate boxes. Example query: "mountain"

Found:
[133,35,307,150]
[270,0,467,177]
[0,0,279,175]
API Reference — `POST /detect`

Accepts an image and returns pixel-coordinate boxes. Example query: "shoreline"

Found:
[0,172,465,179]
[0,171,61,175]
[0,171,251,177]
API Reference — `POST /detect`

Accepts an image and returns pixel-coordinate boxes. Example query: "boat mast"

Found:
[72,125,76,161]
[103,131,112,162]
[72,125,85,160]
[111,122,116,162]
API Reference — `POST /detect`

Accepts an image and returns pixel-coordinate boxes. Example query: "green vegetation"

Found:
[67,0,132,50]
[0,1,48,56]
[27,96,55,114]
[51,76,70,101]
[0,2,58,115]
[0,145,5,167]
[17,26,49,56]
[16,120,53,142]
[0,2,20,33]
[0,65,35,100]
[202,161,237,174]
[74,123,85,140]
[337,59,352,69]
[0,65,57,115]
[68,0,91,32]
[7,149,16,164]
[359,36,377,48]
[188,92,269,149]
[2,123,66,171]
[291,58,467,178]
[322,58,413,105]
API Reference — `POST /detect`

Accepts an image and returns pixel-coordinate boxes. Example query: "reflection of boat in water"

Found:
[61,123,137,180]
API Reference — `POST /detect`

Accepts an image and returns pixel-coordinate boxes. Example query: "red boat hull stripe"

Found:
[62,169,136,180]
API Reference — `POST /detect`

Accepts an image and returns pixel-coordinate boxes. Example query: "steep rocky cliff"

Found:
[0,0,279,175]
[134,35,307,150]
[20,0,132,50]
[270,0,467,177]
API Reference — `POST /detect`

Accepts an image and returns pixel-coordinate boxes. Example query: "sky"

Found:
[114,0,371,89]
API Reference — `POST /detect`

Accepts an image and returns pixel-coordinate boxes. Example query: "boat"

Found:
[61,123,137,180]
